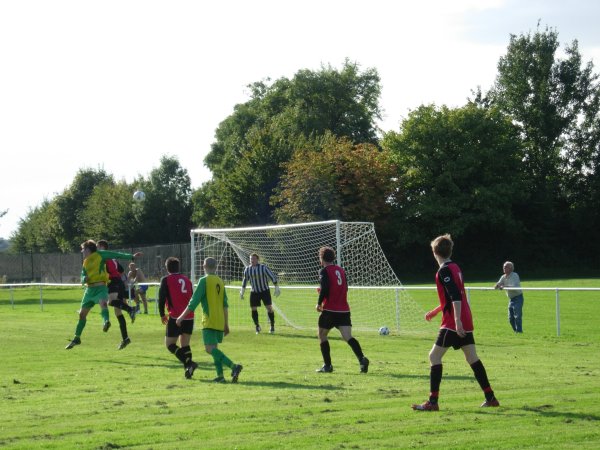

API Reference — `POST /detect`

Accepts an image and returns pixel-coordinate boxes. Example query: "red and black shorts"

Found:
[435,328,475,350]
[318,310,352,330]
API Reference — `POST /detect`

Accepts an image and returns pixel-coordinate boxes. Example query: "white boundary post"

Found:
[555,288,561,337]
[395,287,401,332]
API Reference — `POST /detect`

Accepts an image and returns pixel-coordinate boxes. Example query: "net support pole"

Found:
[395,288,401,332]
[190,230,196,284]
[466,287,471,305]
[10,287,14,309]
[39,285,43,311]
[555,288,561,337]
[335,220,342,267]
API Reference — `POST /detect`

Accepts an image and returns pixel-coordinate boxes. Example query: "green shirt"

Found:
[188,274,228,330]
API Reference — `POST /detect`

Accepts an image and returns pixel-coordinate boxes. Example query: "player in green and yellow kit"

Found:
[65,240,141,349]
[176,257,243,383]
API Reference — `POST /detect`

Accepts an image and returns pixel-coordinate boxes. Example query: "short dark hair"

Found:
[165,257,180,274]
[250,253,259,260]
[431,234,453,259]
[81,240,97,253]
[97,239,109,249]
[319,246,336,263]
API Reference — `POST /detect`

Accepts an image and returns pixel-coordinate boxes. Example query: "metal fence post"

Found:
[395,288,400,332]
[39,285,44,311]
[10,286,14,309]
[555,288,560,337]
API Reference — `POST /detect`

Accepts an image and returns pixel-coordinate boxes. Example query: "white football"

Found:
[378,326,390,335]
[133,190,146,202]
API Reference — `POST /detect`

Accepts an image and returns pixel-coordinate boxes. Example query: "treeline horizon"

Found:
[4,24,600,279]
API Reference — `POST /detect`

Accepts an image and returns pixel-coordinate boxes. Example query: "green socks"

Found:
[75,319,86,337]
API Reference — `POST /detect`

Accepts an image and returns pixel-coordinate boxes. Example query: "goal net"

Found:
[190,220,429,333]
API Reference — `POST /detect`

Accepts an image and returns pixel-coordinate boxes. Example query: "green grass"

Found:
[1,280,600,449]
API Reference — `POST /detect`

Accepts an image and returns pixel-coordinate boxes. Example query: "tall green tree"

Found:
[382,104,525,270]
[272,134,397,229]
[487,25,600,259]
[80,180,137,245]
[135,156,193,244]
[10,201,62,253]
[53,168,113,251]
[195,60,383,227]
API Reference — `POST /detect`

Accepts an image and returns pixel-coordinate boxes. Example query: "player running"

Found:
[177,257,242,383]
[315,246,369,374]
[158,257,198,379]
[412,234,499,411]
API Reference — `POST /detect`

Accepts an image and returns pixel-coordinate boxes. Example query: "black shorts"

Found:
[250,290,272,307]
[166,317,194,338]
[318,310,352,330]
[108,277,126,297]
[435,328,475,350]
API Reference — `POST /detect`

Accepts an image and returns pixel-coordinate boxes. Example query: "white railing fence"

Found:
[2,284,599,336]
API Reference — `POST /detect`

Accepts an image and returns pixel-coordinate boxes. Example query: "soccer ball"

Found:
[378,326,390,336]
[133,190,145,202]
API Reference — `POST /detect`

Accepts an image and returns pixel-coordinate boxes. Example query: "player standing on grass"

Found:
[65,240,141,350]
[177,257,243,383]
[412,234,499,411]
[315,246,369,374]
[158,257,198,379]
[97,240,139,350]
[240,253,280,334]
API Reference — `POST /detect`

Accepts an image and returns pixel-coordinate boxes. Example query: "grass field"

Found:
[1,280,600,449]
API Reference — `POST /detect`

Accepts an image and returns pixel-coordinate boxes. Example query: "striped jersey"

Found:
[241,263,278,293]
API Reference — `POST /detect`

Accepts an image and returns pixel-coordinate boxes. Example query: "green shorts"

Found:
[81,285,109,309]
[202,329,224,346]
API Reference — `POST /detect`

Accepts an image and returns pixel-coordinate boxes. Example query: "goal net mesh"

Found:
[191,220,429,333]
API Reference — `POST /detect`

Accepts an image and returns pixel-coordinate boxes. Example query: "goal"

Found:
[190,220,428,333]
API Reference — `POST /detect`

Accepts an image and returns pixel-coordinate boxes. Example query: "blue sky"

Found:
[1,0,599,238]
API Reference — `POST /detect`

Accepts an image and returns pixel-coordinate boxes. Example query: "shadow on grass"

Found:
[197,379,344,390]
[390,373,473,381]
[91,356,214,371]
[521,404,600,422]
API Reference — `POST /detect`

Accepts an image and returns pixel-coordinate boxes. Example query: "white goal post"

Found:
[190,220,428,333]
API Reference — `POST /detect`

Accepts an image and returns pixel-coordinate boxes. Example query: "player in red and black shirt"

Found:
[315,246,369,374]
[97,240,142,350]
[412,234,499,411]
[158,257,198,379]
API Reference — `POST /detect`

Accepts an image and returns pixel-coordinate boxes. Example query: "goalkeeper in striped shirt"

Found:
[240,253,280,334]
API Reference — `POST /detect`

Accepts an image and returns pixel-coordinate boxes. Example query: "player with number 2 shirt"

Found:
[158,257,198,379]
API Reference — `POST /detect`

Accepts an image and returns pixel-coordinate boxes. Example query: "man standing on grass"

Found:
[240,253,280,334]
[177,257,243,383]
[66,240,141,350]
[495,261,525,333]
[315,246,369,374]
[158,257,198,379]
[412,234,499,411]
